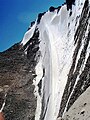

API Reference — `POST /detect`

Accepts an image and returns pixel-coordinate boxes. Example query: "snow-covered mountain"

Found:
[0,0,90,120]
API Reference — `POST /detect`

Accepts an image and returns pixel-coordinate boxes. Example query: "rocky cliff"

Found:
[0,0,90,120]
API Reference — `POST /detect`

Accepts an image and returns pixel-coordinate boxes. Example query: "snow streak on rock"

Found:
[0,93,7,113]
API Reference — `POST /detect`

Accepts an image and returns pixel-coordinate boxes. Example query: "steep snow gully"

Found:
[21,0,90,120]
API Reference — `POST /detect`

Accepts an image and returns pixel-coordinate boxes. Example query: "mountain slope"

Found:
[0,43,37,120]
[0,0,90,120]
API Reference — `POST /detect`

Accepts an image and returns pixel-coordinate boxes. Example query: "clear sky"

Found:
[0,0,65,52]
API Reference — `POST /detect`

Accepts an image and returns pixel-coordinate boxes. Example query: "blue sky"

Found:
[0,0,65,52]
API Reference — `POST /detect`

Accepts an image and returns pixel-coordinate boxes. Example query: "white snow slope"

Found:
[21,0,90,120]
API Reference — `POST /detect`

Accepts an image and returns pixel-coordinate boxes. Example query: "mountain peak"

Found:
[0,0,90,120]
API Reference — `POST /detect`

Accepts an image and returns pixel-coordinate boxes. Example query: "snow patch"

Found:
[21,21,37,46]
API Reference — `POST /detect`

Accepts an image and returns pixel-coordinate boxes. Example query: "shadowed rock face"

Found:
[66,0,75,10]
[0,28,40,120]
[0,43,36,120]
[37,13,46,24]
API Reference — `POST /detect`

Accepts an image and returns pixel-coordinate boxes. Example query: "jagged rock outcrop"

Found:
[66,0,75,10]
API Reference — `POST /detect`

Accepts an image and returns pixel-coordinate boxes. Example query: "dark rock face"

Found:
[58,0,90,117]
[49,6,62,13]
[66,0,75,10]
[31,21,35,27]
[27,21,35,31]
[37,12,46,24]
[49,6,56,12]
[0,27,40,120]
